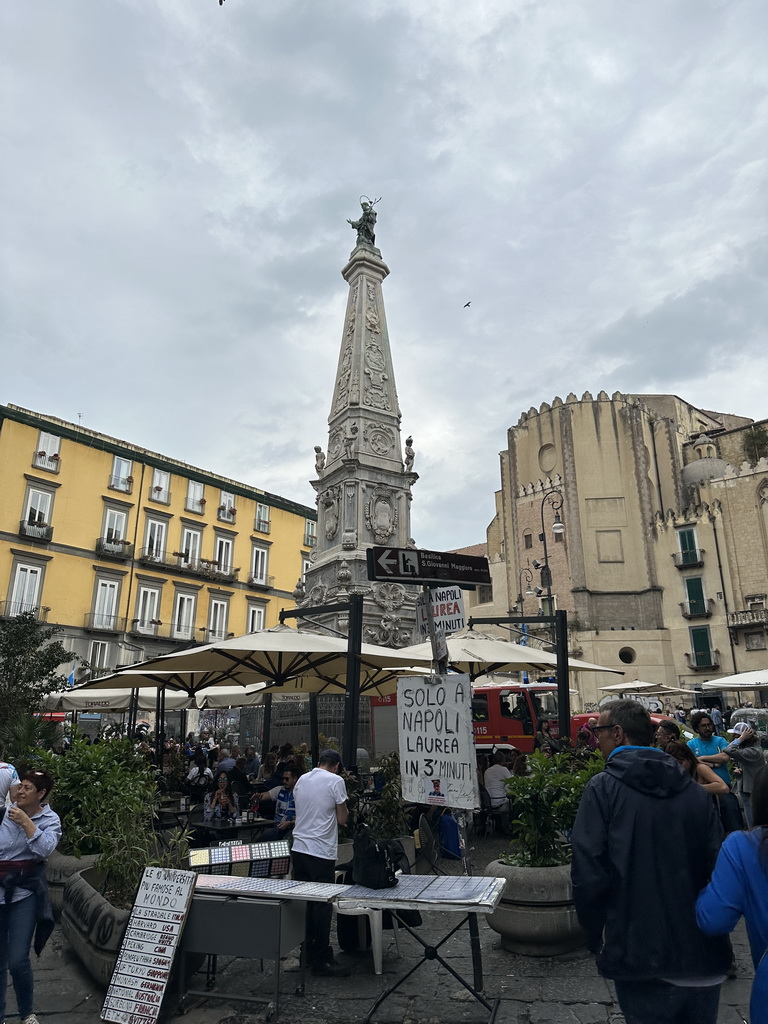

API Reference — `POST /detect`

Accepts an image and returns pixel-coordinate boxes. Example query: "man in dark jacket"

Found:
[572,700,731,1024]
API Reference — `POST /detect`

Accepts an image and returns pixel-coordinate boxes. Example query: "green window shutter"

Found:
[691,627,711,667]
[685,578,705,615]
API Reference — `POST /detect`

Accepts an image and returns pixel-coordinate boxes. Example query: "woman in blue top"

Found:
[0,769,62,1024]
[696,765,768,1024]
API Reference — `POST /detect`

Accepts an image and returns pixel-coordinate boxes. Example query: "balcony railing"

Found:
[172,555,239,583]
[96,537,135,561]
[19,520,53,542]
[109,475,133,494]
[206,628,232,643]
[727,608,768,629]
[149,486,171,505]
[254,518,271,534]
[185,496,206,514]
[680,598,714,619]
[84,612,127,632]
[217,506,236,523]
[32,451,61,473]
[128,618,167,639]
[685,648,721,671]
[673,549,705,569]
[138,546,175,568]
[304,533,317,548]
[0,600,49,622]
[247,574,275,589]
[170,625,196,642]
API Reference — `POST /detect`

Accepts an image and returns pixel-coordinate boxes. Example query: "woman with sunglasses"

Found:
[0,769,61,1024]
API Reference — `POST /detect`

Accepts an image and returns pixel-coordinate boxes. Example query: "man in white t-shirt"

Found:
[0,760,20,806]
[483,750,512,832]
[291,749,349,977]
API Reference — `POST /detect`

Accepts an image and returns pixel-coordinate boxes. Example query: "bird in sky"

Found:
[463,301,471,308]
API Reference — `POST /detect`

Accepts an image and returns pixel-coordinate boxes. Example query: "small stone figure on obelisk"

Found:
[314,446,326,477]
[347,196,379,247]
[404,436,415,471]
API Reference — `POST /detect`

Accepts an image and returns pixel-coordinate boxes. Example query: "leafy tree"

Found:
[0,612,72,725]
[742,424,768,465]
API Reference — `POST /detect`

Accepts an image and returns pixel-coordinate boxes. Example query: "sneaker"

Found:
[22,1016,41,1024]
[311,961,351,978]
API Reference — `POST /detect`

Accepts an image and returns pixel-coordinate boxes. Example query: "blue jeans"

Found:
[614,979,721,1024]
[0,895,37,1021]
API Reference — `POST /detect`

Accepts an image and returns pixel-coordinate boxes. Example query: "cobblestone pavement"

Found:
[11,835,755,1024]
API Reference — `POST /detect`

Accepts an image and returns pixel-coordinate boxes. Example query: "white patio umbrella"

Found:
[395,628,623,680]
[701,670,768,690]
[42,687,194,712]
[77,624,431,698]
[599,681,667,693]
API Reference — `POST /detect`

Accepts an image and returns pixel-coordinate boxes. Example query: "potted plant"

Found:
[361,751,415,867]
[37,737,191,984]
[484,750,603,955]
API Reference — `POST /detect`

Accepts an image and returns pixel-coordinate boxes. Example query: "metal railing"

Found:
[138,546,174,568]
[680,599,713,619]
[217,506,236,523]
[19,520,53,542]
[108,474,133,493]
[32,451,61,473]
[672,549,705,569]
[247,573,275,589]
[84,612,127,632]
[0,601,49,621]
[149,486,171,504]
[685,648,720,670]
[96,537,135,560]
[185,496,206,514]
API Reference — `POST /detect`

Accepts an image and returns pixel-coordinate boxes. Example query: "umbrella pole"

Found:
[261,694,273,761]
[309,692,319,768]
[555,609,571,742]
[341,593,363,775]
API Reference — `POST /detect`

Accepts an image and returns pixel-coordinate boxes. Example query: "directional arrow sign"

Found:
[367,546,491,586]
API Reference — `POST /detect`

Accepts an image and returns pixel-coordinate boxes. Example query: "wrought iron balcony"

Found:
[138,546,175,569]
[0,601,49,622]
[170,554,239,583]
[170,625,196,642]
[32,451,61,473]
[84,612,127,633]
[206,627,233,643]
[19,519,53,542]
[217,506,236,523]
[672,549,705,569]
[108,474,133,494]
[727,608,768,629]
[185,496,206,514]
[96,537,135,561]
[680,598,714,619]
[304,531,317,548]
[685,649,720,671]
[247,574,275,590]
[254,517,271,534]
[149,486,171,504]
[128,618,168,639]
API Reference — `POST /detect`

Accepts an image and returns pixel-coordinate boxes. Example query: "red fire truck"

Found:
[471,681,560,755]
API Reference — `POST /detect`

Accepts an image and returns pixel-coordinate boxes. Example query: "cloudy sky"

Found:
[2,0,766,552]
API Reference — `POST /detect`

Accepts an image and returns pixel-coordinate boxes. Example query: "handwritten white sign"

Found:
[397,674,478,811]
[101,867,196,1024]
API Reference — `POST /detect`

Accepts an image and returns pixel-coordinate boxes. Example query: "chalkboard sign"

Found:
[101,867,196,1024]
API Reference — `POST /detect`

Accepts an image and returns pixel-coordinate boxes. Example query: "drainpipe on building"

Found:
[711,516,738,674]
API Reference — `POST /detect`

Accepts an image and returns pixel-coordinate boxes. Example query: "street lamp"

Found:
[537,488,565,612]
[516,567,534,609]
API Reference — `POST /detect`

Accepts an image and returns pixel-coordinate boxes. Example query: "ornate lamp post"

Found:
[533,488,565,608]
[516,567,534,609]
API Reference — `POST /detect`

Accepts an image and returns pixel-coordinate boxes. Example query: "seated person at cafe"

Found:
[252,765,300,841]
[243,745,261,777]
[216,748,236,774]
[204,772,239,821]
[220,756,251,801]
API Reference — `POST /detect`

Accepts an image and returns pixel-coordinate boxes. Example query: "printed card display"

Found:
[101,867,196,1024]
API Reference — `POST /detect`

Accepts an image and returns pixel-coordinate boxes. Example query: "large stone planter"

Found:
[61,868,130,987]
[46,849,98,919]
[484,860,586,956]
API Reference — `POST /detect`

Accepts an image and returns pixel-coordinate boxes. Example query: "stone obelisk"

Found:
[298,201,418,646]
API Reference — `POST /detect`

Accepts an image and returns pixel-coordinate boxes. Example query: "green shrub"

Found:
[502,750,604,867]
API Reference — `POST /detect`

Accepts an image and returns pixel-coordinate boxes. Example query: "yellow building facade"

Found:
[0,404,316,677]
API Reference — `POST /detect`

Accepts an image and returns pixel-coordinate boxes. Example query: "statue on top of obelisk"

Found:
[347,196,380,248]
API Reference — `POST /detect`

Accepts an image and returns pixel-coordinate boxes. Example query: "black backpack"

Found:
[351,826,398,889]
